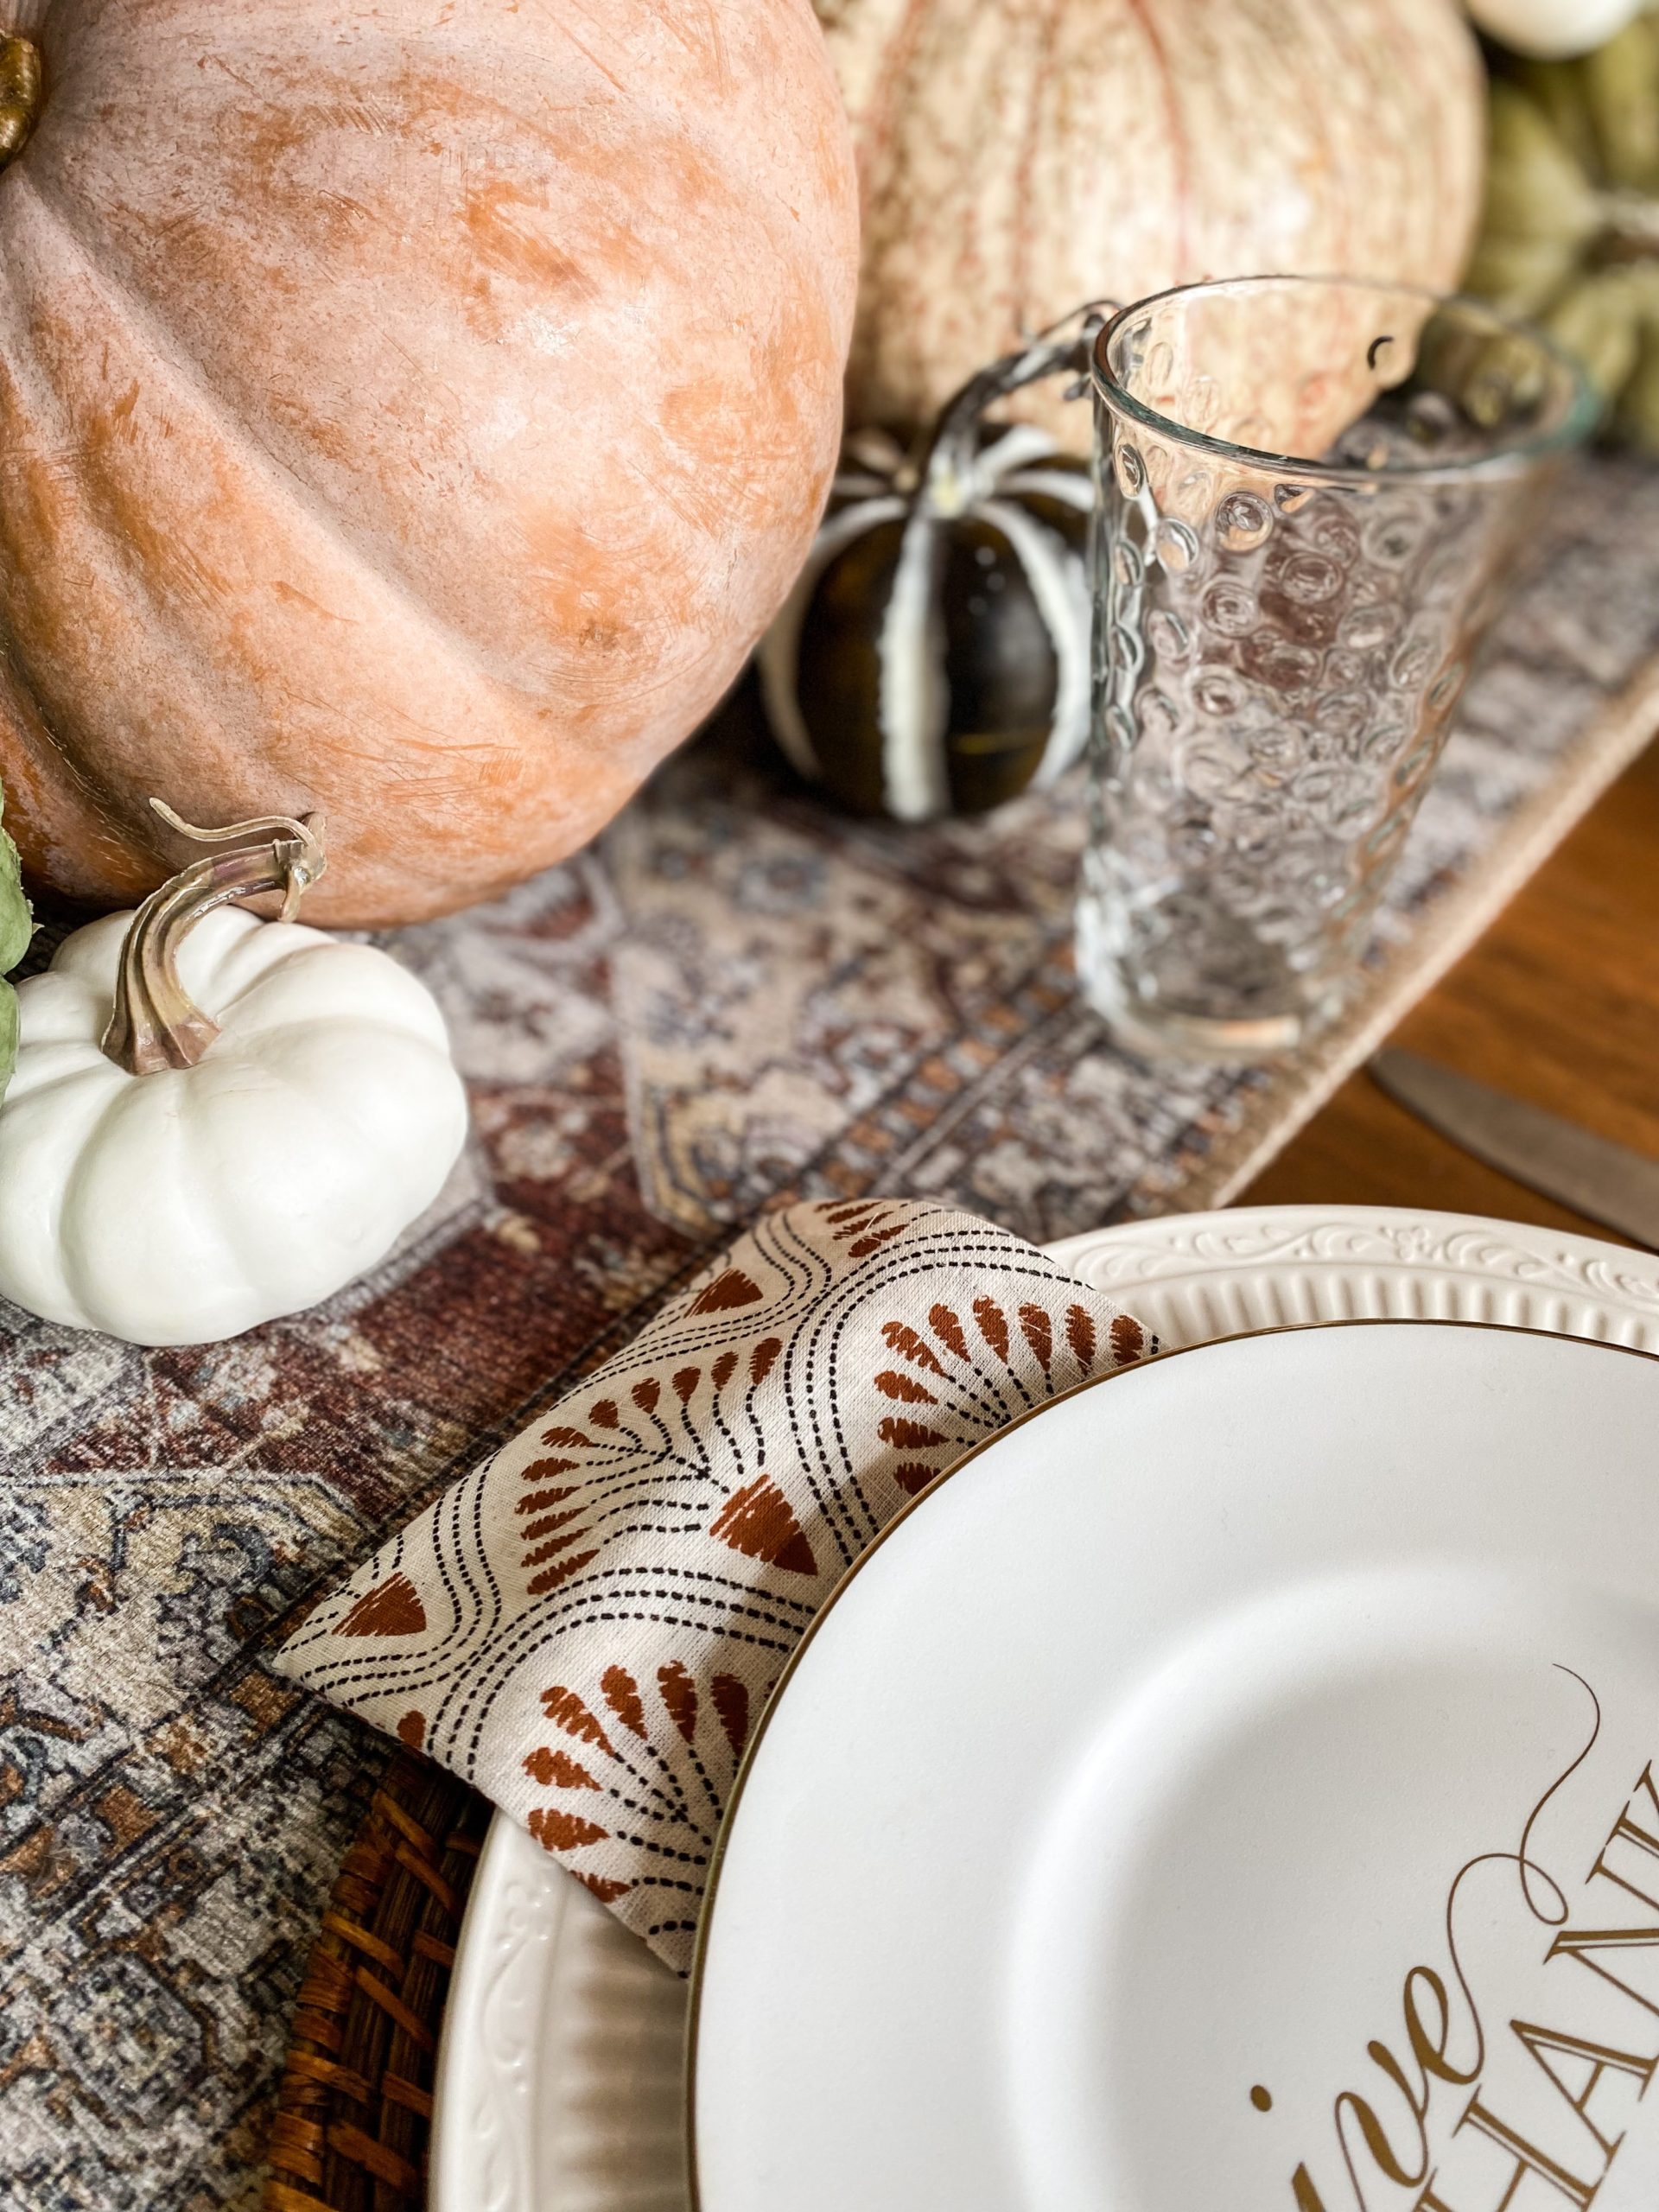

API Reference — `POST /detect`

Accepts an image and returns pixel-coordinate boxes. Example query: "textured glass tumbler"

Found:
[1079,276,1592,1061]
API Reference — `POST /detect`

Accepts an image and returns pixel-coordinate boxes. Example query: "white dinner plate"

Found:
[690,1321,1659,2212]
[430,1207,1659,2212]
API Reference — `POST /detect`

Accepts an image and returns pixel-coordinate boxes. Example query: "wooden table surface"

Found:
[1241,736,1659,1242]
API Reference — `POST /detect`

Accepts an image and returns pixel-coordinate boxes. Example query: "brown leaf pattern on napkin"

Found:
[274,1199,1148,1971]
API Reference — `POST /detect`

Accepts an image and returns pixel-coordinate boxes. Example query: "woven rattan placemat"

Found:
[262,1758,489,2212]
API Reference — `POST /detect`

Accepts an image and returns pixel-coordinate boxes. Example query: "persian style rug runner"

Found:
[3,452,1658,2209]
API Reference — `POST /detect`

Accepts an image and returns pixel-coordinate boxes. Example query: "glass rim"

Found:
[1090,273,1598,488]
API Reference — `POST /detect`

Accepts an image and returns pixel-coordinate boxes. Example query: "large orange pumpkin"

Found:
[0,0,859,925]
[817,0,1485,448]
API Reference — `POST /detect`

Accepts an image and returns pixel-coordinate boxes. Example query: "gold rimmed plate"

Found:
[430,1207,1659,2212]
[688,1320,1659,2212]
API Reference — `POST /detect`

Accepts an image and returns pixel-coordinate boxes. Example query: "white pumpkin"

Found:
[1468,0,1643,58]
[817,0,1486,448]
[0,816,466,1345]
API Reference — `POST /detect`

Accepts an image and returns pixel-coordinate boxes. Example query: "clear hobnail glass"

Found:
[1079,276,1593,1062]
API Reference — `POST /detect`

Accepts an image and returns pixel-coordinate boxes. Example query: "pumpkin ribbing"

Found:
[0,1,860,925]
[817,0,1485,449]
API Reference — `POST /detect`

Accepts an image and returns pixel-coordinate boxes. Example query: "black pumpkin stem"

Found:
[916,300,1118,517]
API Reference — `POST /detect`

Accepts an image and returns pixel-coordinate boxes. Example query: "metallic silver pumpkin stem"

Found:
[101,803,327,1076]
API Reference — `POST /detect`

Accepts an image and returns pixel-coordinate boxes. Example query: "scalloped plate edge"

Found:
[431,1204,1658,2212]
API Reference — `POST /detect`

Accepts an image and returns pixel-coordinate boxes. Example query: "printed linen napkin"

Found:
[276,1198,1150,1971]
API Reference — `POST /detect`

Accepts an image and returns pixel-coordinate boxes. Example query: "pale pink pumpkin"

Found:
[818,0,1485,450]
[0,0,859,925]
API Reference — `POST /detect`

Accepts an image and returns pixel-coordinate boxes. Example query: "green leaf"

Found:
[0,800,28,973]
[0,779,33,1099]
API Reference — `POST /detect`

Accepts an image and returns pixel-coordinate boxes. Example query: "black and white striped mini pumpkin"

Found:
[759,327,1096,820]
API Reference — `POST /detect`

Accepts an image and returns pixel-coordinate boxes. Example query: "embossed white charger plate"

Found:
[690,1322,1659,2212]
[429,1206,1659,2212]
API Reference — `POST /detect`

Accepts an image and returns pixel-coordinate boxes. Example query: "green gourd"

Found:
[1468,11,1659,450]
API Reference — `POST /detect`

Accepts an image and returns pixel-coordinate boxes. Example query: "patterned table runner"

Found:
[3,452,1658,2209]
